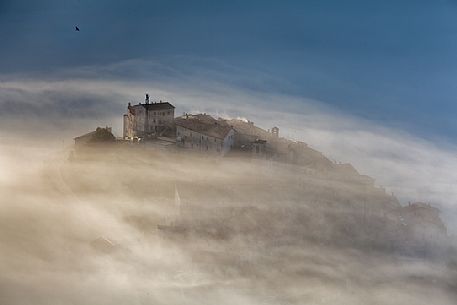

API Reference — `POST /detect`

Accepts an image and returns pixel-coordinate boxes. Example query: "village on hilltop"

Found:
[75,94,349,169]
[73,94,448,255]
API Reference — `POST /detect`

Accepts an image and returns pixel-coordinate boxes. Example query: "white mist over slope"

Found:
[1,62,456,233]
[0,141,455,305]
[1,74,457,304]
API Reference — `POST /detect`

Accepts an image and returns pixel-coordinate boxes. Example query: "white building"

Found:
[123,94,175,139]
[175,114,235,156]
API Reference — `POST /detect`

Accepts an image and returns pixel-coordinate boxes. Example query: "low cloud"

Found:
[1,60,456,234]
[0,141,455,304]
[1,61,457,304]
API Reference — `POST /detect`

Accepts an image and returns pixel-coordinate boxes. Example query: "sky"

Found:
[1,0,457,140]
[1,0,457,231]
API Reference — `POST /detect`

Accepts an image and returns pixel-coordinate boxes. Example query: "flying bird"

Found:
[75,26,80,31]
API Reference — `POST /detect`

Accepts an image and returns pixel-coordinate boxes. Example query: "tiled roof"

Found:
[128,102,175,113]
[143,102,175,110]
[175,114,233,139]
[226,119,270,139]
[74,130,96,141]
[74,127,114,143]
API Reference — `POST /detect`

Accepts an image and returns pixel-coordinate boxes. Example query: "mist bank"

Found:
[0,142,456,305]
[1,67,457,234]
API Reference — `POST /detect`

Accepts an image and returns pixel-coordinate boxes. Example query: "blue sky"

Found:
[2,0,457,232]
[1,0,457,141]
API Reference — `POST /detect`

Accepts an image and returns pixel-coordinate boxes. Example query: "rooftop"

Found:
[175,114,233,139]
[226,119,270,140]
[74,127,115,144]
[128,101,175,112]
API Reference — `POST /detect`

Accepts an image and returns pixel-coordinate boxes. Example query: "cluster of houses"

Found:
[120,94,280,157]
[73,94,449,251]
[73,94,380,175]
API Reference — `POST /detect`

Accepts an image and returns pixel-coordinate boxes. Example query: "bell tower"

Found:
[271,126,279,138]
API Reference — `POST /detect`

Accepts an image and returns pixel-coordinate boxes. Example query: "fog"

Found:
[1,63,457,304]
[0,138,456,305]
[2,70,457,233]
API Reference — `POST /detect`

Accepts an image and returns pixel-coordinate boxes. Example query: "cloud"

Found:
[1,60,456,233]
[0,139,455,305]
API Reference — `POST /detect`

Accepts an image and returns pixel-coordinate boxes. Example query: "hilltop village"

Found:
[73,94,449,256]
[75,94,380,187]
[76,94,352,169]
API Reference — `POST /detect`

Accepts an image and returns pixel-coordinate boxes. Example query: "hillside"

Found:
[1,141,454,305]
[63,146,454,304]
[69,145,447,254]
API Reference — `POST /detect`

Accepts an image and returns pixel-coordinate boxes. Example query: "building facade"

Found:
[271,126,279,138]
[74,127,115,147]
[123,94,175,139]
[251,139,267,158]
[175,114,235,155]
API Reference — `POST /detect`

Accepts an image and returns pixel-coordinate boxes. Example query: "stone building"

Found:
[226,119,270,149]
[175,114,235,156]
[251,139,267,158]
[123,94,175,139]
[400,202,447,237]
[74,127,115,147]
[271,126,279,138]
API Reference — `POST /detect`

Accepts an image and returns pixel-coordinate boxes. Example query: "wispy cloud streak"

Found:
[1,60,456,232]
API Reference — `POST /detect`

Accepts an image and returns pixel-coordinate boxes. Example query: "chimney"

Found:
[145,93,150,104]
